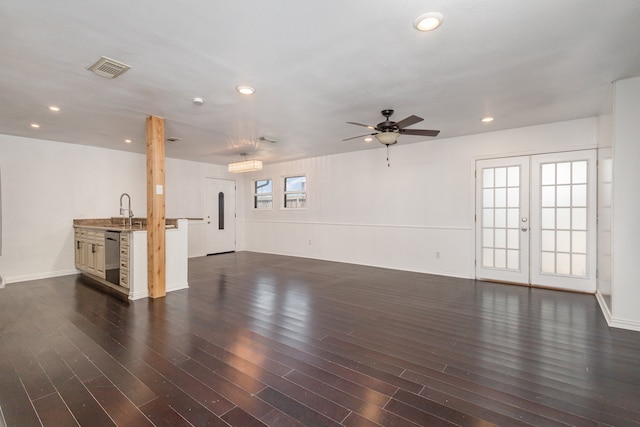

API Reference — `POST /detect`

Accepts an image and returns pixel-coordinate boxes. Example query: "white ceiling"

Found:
[2,0,640,166]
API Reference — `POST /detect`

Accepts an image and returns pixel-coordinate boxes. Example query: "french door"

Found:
[475,150,596,293]
[205,178,236,255]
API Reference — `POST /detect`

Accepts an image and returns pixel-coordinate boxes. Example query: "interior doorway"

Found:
[475,150,596,293]
[205,178,236,255]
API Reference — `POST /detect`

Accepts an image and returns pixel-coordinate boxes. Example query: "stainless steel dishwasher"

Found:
[104,231,120,286]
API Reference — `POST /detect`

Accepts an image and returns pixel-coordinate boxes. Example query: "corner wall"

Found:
[610,76,640,331]
[596,86,613,315]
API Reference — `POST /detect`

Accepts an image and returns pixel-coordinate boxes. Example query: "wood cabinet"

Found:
[74,229,105,279]
[119,232,130,288]
[74,229,87,270]
[73,219,188,300]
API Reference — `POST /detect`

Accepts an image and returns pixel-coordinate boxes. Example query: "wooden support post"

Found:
[146,115,166,298]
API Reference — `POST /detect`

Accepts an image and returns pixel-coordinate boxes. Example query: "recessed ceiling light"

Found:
[364,136,373,142]
[193,97,204,105]
[481,117,495,123]
[124,139,132,143]
[236,85,255,95]
[48,106,60,112]
[30,123,40,128]
[414,12,444,32]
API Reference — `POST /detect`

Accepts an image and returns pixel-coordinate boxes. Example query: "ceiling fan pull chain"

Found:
[387,144,391,167]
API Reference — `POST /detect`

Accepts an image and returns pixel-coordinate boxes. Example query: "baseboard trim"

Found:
[4,269,79,284]
[167,282,189,293]
[609,316,640,332]
[595,290,612,324]
[596,291,640,332]
[238,249,472,280]
[130,281,189,300]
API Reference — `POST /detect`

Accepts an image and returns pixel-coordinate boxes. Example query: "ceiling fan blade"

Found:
[342,132,378,141]
[394,115,423,129]
[347,121,376,130]
[400,128,440,137]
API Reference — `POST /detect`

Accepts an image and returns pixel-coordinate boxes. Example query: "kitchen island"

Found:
[73,218,188,299]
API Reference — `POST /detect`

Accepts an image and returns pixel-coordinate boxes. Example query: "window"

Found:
[218,192,225,229]
[284,175,307,208]
[253,179,273,209]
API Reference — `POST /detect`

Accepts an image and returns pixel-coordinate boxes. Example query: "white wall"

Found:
[165,157,242,257]
[0,134,233,283]
[611,76,640,330]
[241,118,597,278]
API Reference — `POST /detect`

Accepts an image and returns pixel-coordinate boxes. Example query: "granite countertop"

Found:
[73,217,178,231]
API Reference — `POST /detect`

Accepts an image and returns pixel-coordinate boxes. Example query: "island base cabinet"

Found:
[73,219,188,300]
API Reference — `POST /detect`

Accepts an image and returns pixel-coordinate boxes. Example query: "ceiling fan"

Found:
[344,109,440,166]
[343,109,440,145]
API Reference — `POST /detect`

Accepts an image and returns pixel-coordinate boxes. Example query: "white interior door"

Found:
[476,150,596,292]
[205,178,236,255]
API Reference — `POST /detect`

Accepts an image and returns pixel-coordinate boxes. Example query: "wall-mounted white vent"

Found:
[87,56,131,78]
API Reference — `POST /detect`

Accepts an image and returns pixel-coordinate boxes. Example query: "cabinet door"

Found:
[95,243,105,278]
[75,238,83,269]
[86,241,96,274]
[74,230,88,271]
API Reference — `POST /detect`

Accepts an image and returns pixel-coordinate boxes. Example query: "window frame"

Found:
[252,178,274,210]
[282,174,307,210]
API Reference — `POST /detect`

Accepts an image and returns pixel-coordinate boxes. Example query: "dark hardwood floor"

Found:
[1,252,640,426]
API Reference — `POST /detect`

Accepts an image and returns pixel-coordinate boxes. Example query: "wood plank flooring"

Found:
[1,251,640,426]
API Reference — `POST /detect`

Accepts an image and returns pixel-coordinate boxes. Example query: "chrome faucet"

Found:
[119,193,133,226]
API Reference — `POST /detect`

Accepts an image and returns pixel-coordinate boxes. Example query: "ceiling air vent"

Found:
[87,56,131,78]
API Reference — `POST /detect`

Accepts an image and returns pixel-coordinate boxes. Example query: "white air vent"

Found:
[87,56,131,78]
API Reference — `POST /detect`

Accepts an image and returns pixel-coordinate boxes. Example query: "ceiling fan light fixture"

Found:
[375,131,400,145]
[414,12,444,31]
